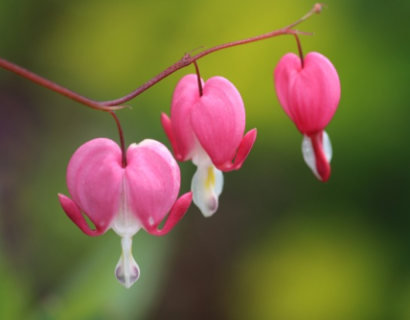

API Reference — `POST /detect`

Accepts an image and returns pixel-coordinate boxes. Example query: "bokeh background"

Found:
[1,0,409,319]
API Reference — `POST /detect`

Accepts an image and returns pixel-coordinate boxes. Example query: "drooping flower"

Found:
[161,74,257,217]
[58,138,192,288]
[274,52,341,182]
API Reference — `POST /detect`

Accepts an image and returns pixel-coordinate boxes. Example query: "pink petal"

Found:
[218,128,257,171]
[125,139,181,231]
[146,191,192,236]
[160,113,182,161]
[274,52,340,134]
[168,74,204,161]
[66,138,124,233]
[58,194,105,236]
[191,76,246,169]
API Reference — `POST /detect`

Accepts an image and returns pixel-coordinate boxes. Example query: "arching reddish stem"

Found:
[193,61,203,97]
[110,112,127,168]
[0,4,322,111]
[0,58,121,112]
[294,34,305,68]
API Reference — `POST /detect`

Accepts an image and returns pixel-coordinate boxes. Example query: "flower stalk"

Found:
[0,4,323,111]
[193,61,203,97]
[110,112,127,168]
[0,58,122,112]
[294,34,305,68]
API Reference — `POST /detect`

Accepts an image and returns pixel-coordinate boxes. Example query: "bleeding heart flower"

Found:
[58,138,192,288]
[274,52,340,182]
[161,74,256,217]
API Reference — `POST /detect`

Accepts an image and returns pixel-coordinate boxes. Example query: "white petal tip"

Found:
[191,164,224,218]
[302,131,332,180]
[115,237,140,288]
[115,260,140,288]
[199,197,218,218]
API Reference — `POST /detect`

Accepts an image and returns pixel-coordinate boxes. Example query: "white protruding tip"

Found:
[191,164,224,217]
[302,131,332,180]
[115,237,140,288]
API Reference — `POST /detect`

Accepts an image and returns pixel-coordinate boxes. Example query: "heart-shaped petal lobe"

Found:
[125,139,182,231]
[164,74,204,161]
[274,52,340,134]
[191,76,246,169]
[65,138,124,233]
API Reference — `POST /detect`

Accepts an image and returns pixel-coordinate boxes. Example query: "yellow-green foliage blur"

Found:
[1,0,409,319]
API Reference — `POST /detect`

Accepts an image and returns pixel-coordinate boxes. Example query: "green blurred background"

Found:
[1,0,409,319]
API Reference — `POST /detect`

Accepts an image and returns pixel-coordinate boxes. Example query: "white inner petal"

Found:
[191,159,224,218]
[111,179,141,238]
[302,131,332,180]
[115,237,140,288]
[191,140,212,167]
[323,131,333,162]
[111,179,141,288]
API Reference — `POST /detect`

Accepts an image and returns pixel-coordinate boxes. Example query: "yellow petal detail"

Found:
[206,166,216,190]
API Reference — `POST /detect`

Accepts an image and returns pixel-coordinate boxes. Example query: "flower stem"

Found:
[294,34,305,68]
[0,58,122,112]
[193,61,203,97]
[110,112,127,167]
[102,2,322,106]
[0,3,323,110]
